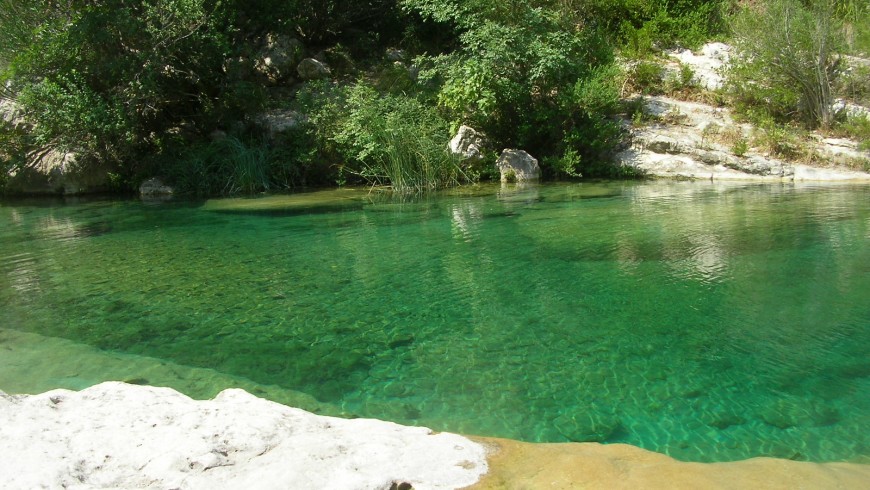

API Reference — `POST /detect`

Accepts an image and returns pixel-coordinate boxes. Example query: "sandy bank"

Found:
[2,382,869,489]
[472,437,870,489]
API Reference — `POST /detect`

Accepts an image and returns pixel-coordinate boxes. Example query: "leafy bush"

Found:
[729,0,845,129]
[570,0,730,55]
[406,0,624,177]
[154,134,317,196]
[303,82,466,191]
[624,61,665,95]
[836,115,870,150]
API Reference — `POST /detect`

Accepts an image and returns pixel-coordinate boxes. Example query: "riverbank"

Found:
[617,43,870,182]
[1,382,868,489]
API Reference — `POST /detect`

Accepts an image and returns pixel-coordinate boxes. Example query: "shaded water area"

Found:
[1,181,869,463]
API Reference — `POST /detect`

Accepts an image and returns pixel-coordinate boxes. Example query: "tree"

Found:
[730,0,845,129]
[405,0,623,176]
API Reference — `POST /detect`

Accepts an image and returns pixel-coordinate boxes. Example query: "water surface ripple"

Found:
[1,182,869,463]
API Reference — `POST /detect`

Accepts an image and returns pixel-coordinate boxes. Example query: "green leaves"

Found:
[730,0,845,128]
[304,81,464,191]
[405,0,622,176]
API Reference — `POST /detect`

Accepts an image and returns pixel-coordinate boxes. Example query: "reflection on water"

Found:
[1,181,869,463]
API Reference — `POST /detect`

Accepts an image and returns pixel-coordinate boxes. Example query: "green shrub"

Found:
[730,0,845,129]
[625,61,665,95]
[156,136,309,196]
[836,64,870,107]
[574,0,730,54]
[836,115,870,149]
[543,149,583,178]
[303,82,466,191]
[732,137,749,157]
[406,1,626,176]
[664,64,697,95]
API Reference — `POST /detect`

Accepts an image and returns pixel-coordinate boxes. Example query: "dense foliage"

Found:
[0,0,866,195]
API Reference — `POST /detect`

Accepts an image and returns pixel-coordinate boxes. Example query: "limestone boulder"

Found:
[449,125,486,161]
[0,97,28,131]
[256,109,308,138]
[297,58,331,80]
[667,42,731,90]
[139,177,174,197]
[4,150,113,195]
[496,149,540,182]
[385,48,407,62]
[0,382,488,490]
[254,34,304,85]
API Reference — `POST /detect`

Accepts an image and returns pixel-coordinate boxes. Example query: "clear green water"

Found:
[2,181,869,463]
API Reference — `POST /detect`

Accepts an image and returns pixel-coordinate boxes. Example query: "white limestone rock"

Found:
[667,42,731,90]
[496,149,540,182]
[0,382,488,490]
[621,95,870,182]
[449,125,486,161]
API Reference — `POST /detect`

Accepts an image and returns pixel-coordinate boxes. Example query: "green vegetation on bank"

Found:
[0,0,867,195]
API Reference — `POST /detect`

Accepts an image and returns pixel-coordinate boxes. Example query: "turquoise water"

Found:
[1,181,869,463]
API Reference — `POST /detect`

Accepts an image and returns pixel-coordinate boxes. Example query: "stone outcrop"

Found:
[1,98,114,195]
[667,42,731,91]
[254,34,304,85]
[385,48,407,62]
[449,125,486,161]
[256,109,308,138]
[0,382,487,490]
[297,58,331,80]
[0,97,28,131]
[3,150,117,195]
[2,381,869,490]
[496,149,540,182]
[620,95,870,182]
[633,43,870,181]
[139,177,174,197]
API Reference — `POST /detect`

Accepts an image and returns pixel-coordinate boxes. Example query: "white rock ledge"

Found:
[0,382,487,490]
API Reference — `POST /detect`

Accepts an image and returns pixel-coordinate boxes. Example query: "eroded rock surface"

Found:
[139,177,174,196]
[0,382,487,490]
[449,125,486,161]
[254,34,304,85]
[667,42,731,90]
[496,149,540,182]
[297,58,331,80]
[620,96,870,182]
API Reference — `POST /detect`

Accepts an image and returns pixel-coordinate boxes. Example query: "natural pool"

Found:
[1,181,868,463]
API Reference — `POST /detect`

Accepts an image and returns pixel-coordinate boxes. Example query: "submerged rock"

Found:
[553,408,623,443]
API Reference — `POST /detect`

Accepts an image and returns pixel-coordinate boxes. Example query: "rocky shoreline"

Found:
[618,43,870,183]
[2,382,868,489]
[620,95,870,182]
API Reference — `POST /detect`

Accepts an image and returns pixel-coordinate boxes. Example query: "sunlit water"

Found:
[1,181,869,463]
